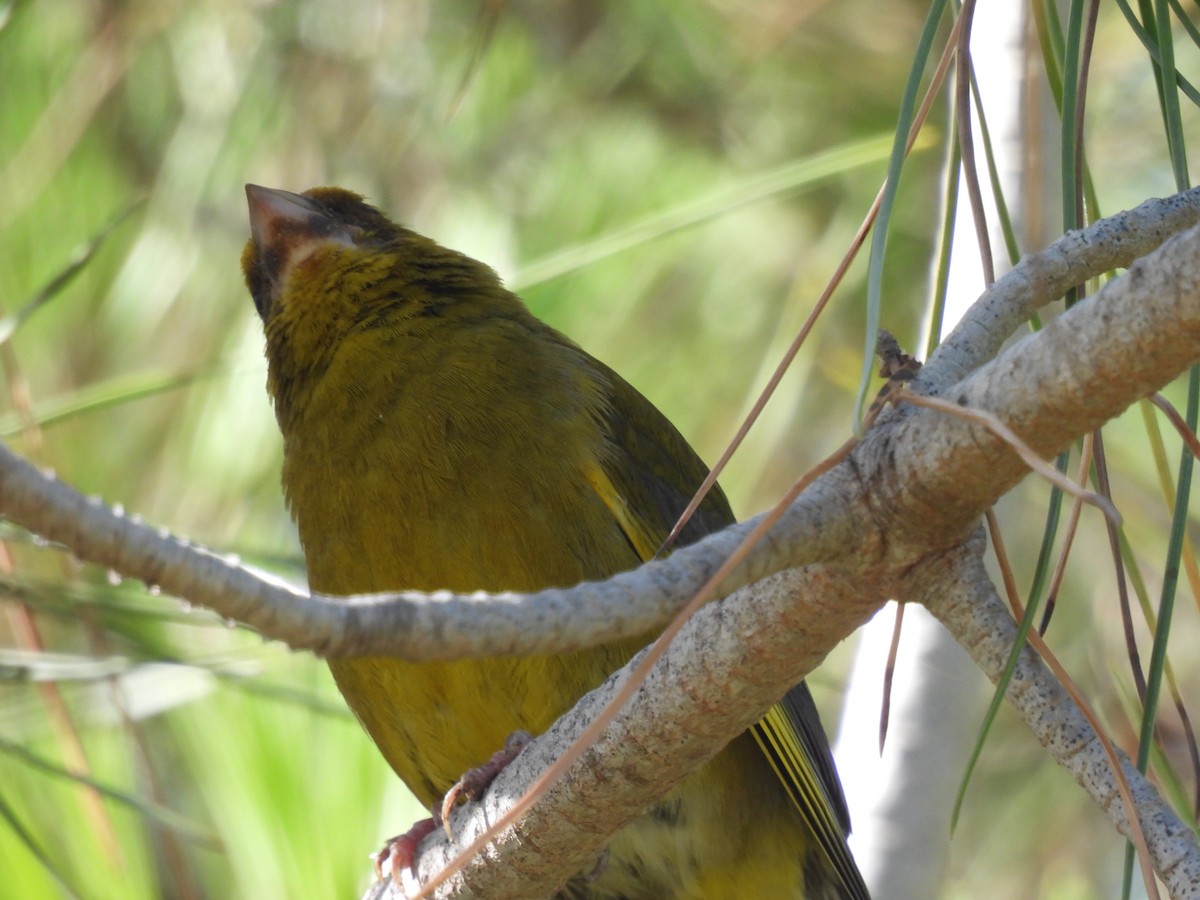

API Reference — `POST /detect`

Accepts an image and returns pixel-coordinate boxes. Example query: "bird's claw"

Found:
[439,730,534,837]
[374,817,438,883]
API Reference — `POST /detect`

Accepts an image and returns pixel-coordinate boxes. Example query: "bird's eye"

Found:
[307,214,340,238]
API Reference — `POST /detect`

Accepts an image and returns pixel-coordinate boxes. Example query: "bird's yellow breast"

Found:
[280,313,645,803]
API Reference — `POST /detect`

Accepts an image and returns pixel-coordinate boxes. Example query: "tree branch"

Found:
[863,211,1200,552]
[920,184,1200,392]
[388,565,881,899]
[0,446,856,659]
[918,537,1200,898]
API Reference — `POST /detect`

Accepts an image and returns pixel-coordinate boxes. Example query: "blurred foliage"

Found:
[0,1,1196,898]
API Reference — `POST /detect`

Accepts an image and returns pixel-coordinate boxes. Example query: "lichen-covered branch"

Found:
[918,538,1200,899]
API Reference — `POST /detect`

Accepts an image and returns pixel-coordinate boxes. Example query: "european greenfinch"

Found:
[242,184,868,899]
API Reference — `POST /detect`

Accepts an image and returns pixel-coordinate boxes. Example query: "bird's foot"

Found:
[439,730,533,836]
[374,817,438,883]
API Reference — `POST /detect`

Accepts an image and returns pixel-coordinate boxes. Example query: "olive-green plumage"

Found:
[243,184,868,899]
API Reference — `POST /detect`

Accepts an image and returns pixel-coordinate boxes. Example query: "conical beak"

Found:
[242,185,342,321]
[245,185,321,250]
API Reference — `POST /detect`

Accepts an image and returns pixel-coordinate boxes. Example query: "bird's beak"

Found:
[242,185,352,321]
[245,185,320,251]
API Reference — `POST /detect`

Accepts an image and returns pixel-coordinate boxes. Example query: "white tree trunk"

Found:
[836,4,1031,896]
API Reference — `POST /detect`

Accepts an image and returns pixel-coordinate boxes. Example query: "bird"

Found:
[242,183,869,899]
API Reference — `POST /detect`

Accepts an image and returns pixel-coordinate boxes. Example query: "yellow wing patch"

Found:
[582,458,662,562]
[752,708,869,899]
[584,451,869,897]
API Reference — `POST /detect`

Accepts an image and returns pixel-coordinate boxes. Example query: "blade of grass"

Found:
[0,367,224,437]
[0,200,144,346]
[511,133,904,291]
[0,786,83,899]
[853,0,953,425]
[1113,0,1200,105]
[0,735,220,848]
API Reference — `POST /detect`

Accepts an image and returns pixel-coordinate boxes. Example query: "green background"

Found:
[0,2,1196,898]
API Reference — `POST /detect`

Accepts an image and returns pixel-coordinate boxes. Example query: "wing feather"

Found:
[583,361,868,897]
